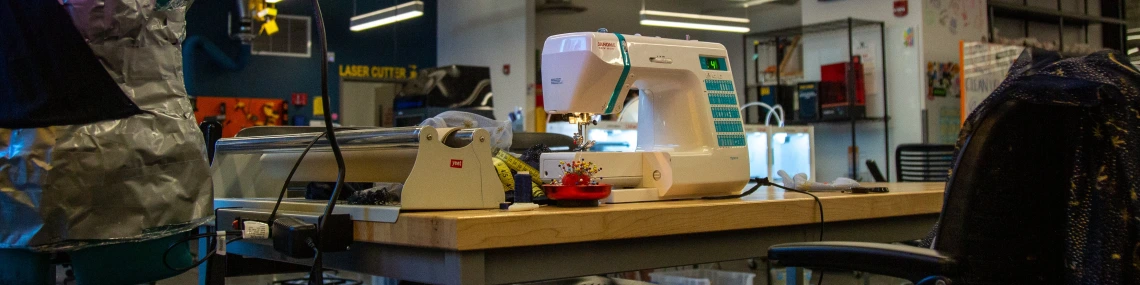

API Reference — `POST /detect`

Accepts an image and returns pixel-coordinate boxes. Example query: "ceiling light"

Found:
[639,10,750,33]
[350,1,423,32]
[741,0,777,7]
[641,10,750,23]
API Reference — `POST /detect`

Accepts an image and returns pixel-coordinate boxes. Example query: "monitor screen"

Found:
[699,56,727,71]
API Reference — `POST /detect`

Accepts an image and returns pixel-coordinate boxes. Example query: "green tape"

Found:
[605,33,631,114]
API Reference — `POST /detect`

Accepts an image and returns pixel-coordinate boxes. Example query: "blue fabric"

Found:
[951,49,1140,284]
[0,0,141,128]
[70,233,192,285]
[0,249,51,285]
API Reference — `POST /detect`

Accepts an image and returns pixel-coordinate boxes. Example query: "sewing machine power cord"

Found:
[703,177,825,284]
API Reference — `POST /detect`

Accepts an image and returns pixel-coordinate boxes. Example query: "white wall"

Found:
[535,0,754,103]
[799,0,926,181]
[437,0,536,128]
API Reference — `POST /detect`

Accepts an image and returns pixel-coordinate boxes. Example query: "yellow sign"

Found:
[338,64,418,80]
[313,96,324,116]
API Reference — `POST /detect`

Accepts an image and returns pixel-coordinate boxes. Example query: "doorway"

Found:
[340,79,401,127]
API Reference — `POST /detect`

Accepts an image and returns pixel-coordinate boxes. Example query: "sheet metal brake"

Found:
[211,126,504,223]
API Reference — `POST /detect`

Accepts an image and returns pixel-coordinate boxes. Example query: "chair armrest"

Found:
[768,241,956,282]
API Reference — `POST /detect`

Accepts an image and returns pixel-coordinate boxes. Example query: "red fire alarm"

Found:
[291,93,308,106]
[502,64,511,75]
[894,0,908,17]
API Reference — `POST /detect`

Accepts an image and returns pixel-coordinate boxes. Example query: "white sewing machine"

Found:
[539,32,749,203]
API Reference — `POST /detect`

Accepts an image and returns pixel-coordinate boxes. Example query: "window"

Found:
[251,15,311,58]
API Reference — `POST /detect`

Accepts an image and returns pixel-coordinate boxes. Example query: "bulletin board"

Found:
[193,96,288,138]
[927,61,961,144]
[959,41,1024,124]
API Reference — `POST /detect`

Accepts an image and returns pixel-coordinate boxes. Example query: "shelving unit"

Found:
[742,18,890,180]
[987,0,1127,52]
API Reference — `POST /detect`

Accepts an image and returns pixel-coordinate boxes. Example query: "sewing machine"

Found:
[538,32,749,203]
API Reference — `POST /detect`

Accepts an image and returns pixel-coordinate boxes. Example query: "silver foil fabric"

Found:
[0,0,212,252]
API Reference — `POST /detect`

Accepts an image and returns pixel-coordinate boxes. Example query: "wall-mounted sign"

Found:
[291,93,308,106]
[338,64,418,80]
[959,41,1024,124]
[893,0,908,17]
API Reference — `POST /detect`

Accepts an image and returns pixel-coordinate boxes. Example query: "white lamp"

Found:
[350,1,424,32]
[740,0,777,7]
[639,10,750,33]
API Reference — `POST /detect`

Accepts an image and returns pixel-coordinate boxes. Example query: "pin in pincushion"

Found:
[544,158,610,202]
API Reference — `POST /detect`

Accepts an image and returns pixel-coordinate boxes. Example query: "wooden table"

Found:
[224,182,945,284]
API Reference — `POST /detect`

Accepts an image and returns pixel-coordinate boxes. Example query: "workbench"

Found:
[221,182,944,284]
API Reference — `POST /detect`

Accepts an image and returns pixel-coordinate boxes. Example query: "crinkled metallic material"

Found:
[0,0,211,252]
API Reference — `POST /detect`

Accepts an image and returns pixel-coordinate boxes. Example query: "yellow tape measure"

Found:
[491,149,547,198]
[492,149,543,185]
[491,158,514,191]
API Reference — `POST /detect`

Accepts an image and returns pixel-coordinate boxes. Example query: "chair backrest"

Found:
[933,100,1078,284]
[895,144,955,182]
[865,159,887,182]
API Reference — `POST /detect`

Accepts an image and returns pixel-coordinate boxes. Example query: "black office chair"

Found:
[895,144,955,182]
[865,159,886,182]
[769,99,1078,284]
[767,49,1140,284]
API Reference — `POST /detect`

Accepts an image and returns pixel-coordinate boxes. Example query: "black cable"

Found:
[308,0,345,283]
[702,177,824,241]
[701,177,765,200]
[163,231,244,272]
[267,131,327,225]
[775,185,824,241]
[761,180,825,285]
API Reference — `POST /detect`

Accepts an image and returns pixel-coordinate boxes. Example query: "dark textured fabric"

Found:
[0,0,141,128]
[934,49,1140,284]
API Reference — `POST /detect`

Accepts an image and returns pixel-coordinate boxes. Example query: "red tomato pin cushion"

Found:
[561,173,590,186]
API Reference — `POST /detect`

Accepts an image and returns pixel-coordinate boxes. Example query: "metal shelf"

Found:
[742,17,891,180]
[986,0,1128,51]
[787,116,890,125]
[989,2,1126,25]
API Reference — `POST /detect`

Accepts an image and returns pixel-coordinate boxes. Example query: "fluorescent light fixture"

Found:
[640,10,750,23]
[640,19,751,33]
[1129,48,1138,55]
[350,1,423,32]
[265,0,282,3]
[741,0,777,7]
[639,10,750,33]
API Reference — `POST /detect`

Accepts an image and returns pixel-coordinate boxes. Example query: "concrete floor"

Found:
[155,269,391,285]
[53,258,910,285]
[53,264,389,285]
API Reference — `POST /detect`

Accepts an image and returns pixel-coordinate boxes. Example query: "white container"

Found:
[769,268,815,285]
[648,269,756,285]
